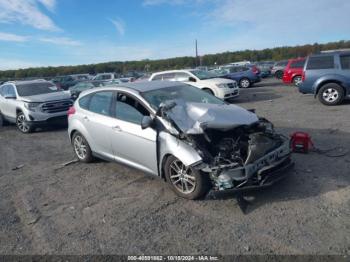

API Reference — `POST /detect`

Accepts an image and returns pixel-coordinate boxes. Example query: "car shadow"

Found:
[206,127,350,214]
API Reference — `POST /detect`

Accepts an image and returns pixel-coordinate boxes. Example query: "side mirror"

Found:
[141,116,153,130]
[188,77,197,82]
[4,94,16,99]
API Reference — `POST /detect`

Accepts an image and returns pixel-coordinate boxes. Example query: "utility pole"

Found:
[195,39,199,67]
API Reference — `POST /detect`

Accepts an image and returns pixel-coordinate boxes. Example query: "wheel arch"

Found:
[315,80,345,97]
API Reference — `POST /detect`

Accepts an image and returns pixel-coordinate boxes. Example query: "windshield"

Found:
[141,84,225,110]
[16,82,60,96]
[189,70,217,80]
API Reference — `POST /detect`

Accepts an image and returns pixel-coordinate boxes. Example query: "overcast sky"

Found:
[0,0,349,70]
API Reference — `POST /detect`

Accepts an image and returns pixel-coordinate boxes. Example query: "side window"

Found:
[102,74,112,80]
[7,85,16,96]
[78,94,91,110]
[290,60,305,68]
[0,86,5,96]
[89,91,113,116]
[307,56,334,70]
[115,93,149,125]
[175,72,190,81]
[340,55,350,70]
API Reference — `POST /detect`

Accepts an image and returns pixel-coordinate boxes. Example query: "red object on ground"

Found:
[290,132,313,153]
[283,58,305,84]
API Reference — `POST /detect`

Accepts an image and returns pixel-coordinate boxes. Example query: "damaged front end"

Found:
[160,100,293,193]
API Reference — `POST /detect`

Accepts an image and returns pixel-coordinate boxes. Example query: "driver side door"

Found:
[110,92,158,175]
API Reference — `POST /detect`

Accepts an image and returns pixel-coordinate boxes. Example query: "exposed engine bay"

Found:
[159,99,293,192]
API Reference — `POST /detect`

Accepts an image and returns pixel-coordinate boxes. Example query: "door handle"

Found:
[112,125,122,132]
[83,116,89,121]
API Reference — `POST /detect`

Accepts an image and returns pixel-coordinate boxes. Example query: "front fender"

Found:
[158,131,202,177]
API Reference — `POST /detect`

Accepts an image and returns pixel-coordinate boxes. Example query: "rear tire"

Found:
[72,132,93,163]
[16,112,33,133]
[292,76,302,86]
[239,78,251,88]
[164,156,210,200]
[275,70,283,79]
[318,83,344,106]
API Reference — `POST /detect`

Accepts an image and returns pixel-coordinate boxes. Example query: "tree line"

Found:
[1,40,349,81]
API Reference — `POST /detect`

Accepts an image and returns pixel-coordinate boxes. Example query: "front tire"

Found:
[239,78,251,88]
[0,111,4,127]
[164,156,209,200]
[318,83,344,106]
[72,132,93,163]
[16,112,33,133]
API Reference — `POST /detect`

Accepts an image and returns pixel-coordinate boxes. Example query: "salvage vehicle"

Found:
[299,51,350,105]
[0,80,73,133]
[68,81,293,200]
[282,58,305,86]
[149,70,239,100]
[69,81,109,100]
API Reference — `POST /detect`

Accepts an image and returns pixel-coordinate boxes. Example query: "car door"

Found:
[0,84,17,121]
[81,90,118,159]
[110,92,158,175]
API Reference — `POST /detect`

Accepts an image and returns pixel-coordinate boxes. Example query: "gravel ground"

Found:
[0,78,349,255]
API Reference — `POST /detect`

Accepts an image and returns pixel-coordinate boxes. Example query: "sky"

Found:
[0,0,349,70]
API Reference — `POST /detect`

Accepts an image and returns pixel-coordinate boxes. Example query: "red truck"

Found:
[283,58,306,86]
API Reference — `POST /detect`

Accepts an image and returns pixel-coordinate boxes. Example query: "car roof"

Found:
[117,80,185,92]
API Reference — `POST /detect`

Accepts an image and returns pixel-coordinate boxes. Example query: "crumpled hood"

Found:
[21,91,71,103]
[165,100,259,134]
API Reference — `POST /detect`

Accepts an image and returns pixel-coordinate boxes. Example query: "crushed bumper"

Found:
[208,157,294,197]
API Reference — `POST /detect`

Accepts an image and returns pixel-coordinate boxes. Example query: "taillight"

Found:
[67,106,76,117]
[302,70,306,81]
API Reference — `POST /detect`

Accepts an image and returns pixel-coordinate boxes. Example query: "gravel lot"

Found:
[0,78,349,255]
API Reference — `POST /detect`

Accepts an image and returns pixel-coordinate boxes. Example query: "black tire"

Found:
[275,70,283,79]
[0,111,4,127]
[292,76,302,86]
[164,155,210,200]
[202,88,214,95]
[72,132,93,163]
[16,112,34,133]
[318,83,344,106]
[239,78,251,88]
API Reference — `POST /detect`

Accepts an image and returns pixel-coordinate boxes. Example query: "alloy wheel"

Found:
[17,114,30,133]
[240,79,250,88]
[322,88,339,103]
[294,76,302,86]
[169,160,196,194]
[74,135,87,160]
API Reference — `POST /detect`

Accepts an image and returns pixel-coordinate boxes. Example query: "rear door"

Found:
[80,90,118,159]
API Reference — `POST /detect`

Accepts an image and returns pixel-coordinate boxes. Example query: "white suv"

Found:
[0,80,73,133]
[149,69,239,100]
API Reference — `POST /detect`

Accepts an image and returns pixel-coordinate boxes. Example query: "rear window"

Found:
[290,60,305,68]
[307,56,334,70]
[340,55,350,69]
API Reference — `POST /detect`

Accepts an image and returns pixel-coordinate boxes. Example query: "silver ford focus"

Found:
[68,81,293,200]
